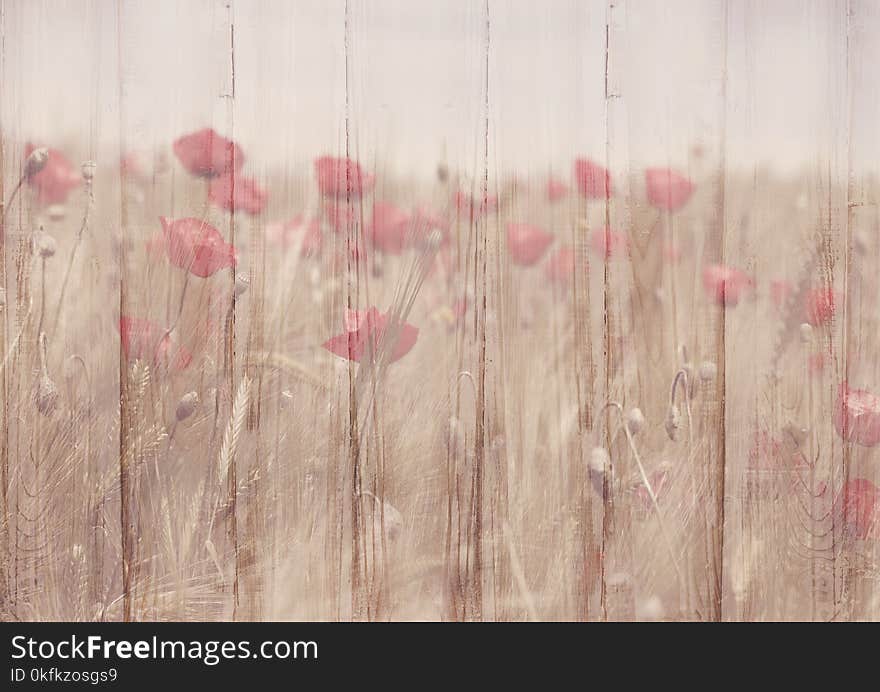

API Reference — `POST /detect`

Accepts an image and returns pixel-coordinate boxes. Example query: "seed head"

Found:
[436,163,449,183]
[175,391,199,422]
[25,147,50,177]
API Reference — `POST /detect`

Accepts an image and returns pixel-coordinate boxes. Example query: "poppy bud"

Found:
[665,404,681,441]
[799,323,813,343]
[25,147,50,177]
[234,272,250,297]
[699,361,717,382]
[175,391,199,422]
[81,161,96,182]
[590,446,611,473]
[436,163,449,183]
[35,231,57,259]
[626,407,646,435]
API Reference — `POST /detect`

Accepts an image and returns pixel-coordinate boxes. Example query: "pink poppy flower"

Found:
[590,226,629,260]
[367,202,412,255]
[172,128,243,178]
[119,316,192,371]
[645,168,694,211]
[574,158,612,199]
[323,307,418,364]
[323,201,357,233]
[208,173,267,216]
[545,246,575,284]
[841,479,880,541]
[24,143,81,205]
[159,216,238,278]
[834,382,880,447]
[702,264,753,307]
[546,177,570,202]
[507,223,553,266]
[804,286,836,326]
[314,156,374,198]
[266,215,323,257]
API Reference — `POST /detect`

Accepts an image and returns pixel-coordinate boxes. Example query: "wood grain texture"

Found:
[0,0,878,621]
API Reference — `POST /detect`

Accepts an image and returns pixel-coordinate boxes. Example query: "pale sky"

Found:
[1,0,876,181]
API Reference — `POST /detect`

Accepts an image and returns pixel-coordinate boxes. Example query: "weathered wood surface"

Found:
[0,0,878,621]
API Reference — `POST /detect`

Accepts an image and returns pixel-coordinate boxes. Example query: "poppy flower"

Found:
[574,158,612,199]
[590,226,629,260]
[159,216,237,278]
[323,201,357,233]
[208,173,267,215]
[266,215,322,257]
[545,246,575,284]
[24,143,81,205]
[804,286,836,326]
[841,479,880,540]
[119,316,192,371]
[314,156,374,198]
[507,223,553,266]
[546,177,570,202]
[834,382,880,447]
[173,128,243,178]
[645,168,694,211]
[702,264,753,307]
[323,307,418,364]
[366,202,412,255]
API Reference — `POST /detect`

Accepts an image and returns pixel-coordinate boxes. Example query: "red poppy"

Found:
[159,216,238,278]
[546,177,570,202]
[545,246,575,284]
[119,316,192,371]
[266,215,322,257]
[834,382,880,447]
[367,202,412,255]
[645,168,694,211]
[702,264,752,307]
[507,223,553,266]
[208,173,267,215]
[589,226,629,260]
[173,128,243,178]
[574,158,612,199]
[323,307,418,364]
[841,479,880,541]
[314,156,374,198]
[804,286,836,326]
[323,201,357,233]
[24,143,81,205]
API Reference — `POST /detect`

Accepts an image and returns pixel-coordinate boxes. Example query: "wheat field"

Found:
[1,0,879,622]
